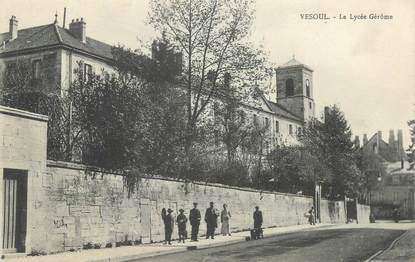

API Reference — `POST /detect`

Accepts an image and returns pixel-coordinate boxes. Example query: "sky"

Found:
[1,0,414,147]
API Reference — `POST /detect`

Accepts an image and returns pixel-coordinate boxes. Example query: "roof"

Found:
[267,100,303,122]
[0,23,113,61]
[277,57,313,72]
[386,161,415,175]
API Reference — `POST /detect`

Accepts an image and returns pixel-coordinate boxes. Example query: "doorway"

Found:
[2,169,28,253]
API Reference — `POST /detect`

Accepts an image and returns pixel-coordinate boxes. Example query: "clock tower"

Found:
[275,56,315,122]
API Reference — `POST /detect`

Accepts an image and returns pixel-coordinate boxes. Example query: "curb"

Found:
[363,230,409,262]
[91,247,188,262]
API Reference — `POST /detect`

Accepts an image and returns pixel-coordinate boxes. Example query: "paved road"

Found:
[134,228,405,262]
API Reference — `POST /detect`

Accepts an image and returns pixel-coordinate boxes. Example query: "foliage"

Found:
[208,159,251,187]
[69,43,186,178]
[0,59,71,161]
[300,105,361,199]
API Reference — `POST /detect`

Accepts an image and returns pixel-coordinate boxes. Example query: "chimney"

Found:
[363,134,368,145]
[397,129,404,157]
[377,131,382,143]
[388,130,395,147]
[69,18,86,43]
[354,135,360,148]
[375,131,382,154]
[9,15,18,40]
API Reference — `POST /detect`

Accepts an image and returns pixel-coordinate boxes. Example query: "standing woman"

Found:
[308,206,315,225]
[221,204,232,236]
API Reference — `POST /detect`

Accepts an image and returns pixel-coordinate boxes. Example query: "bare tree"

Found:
[149,0,270,162]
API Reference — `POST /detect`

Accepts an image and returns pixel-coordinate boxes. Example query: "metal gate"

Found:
[2,169,27,253]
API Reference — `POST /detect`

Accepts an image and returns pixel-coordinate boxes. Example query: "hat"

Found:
[179,209,184,213]
[193,202,198,205]
[167,208,173,213]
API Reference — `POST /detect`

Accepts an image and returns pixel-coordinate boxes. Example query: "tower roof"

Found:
[277,56,313,72]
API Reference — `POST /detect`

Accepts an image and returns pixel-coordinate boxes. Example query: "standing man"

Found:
[162,208,175,245]
[189,202,201,241]
[253,206,263,239]
[205,202,219,239]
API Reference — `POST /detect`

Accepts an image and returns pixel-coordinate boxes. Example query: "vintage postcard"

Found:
[0,0,414,261]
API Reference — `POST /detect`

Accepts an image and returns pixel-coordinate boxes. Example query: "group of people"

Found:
[161,202,263,244]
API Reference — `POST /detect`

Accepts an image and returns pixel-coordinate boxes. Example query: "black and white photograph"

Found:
[0,0,414,261]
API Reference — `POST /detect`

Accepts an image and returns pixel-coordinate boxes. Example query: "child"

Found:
[177,209,188,243]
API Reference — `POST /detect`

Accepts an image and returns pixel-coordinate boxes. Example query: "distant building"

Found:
[370,161,415,219]
[359,130,414,219]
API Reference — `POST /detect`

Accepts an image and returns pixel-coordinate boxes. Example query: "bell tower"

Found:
[275,56,315,122]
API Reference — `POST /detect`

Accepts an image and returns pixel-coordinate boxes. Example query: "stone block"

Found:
[64,216,76,225]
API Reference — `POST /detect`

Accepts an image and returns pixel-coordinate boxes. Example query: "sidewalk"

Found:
[2,224,330,262]
[371,229,415,262]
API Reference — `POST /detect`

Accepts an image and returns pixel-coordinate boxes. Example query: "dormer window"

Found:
[286,78,294,97]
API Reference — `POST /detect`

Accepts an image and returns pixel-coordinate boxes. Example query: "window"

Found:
[298,127,302,135]
[306,79,310,97]
[286,78,294,97]
[393,192,399,201]
[289,124,293,135]
[253,114,258,126]
[265,117,269,130]
[84,63,93,82]
[32,59,41,79]
[275,120,279,133]
[392,176,400,185]
[309,102,312,109]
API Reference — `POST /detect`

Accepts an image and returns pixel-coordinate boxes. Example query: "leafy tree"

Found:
[301,105,361,199]
[69,43,187,179]
[0,59,71,160]
[148,0,270,168]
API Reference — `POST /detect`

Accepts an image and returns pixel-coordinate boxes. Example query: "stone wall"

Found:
[38,161,312,252]
[23,160,347,253]
[0,106,48,253]
[356,203,371,224]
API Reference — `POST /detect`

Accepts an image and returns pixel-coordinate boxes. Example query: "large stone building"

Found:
[0,15,318,150]
[0,16,114,98]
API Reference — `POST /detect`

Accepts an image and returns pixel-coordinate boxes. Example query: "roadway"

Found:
[134,224,410,262]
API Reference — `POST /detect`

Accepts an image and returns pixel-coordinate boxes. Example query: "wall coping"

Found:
[0,105,48,122]
[46,160,313,199]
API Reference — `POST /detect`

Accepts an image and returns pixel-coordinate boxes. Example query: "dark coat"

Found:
[163,213,175,231]
[205,207,218,227]
[177,214,188,232]
[253,210,263,228]
[189,208,201,225]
